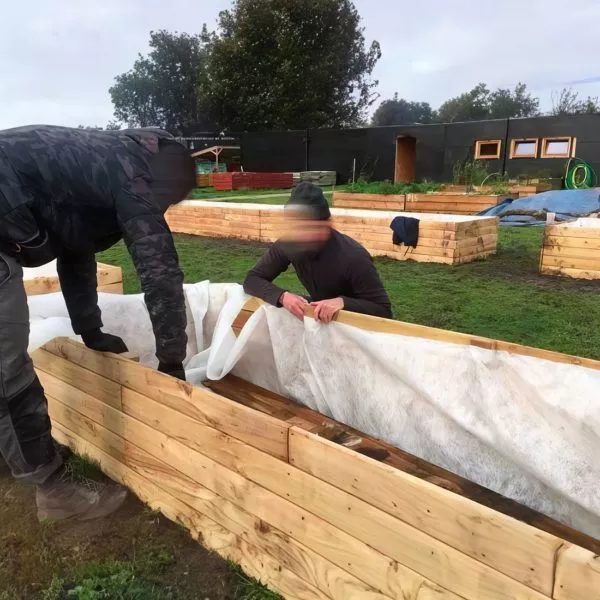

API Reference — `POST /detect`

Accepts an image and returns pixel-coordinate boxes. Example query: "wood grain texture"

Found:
[45,380,457,600]
[51,424,330,600]
[39,339,289,461]
[288,428,560,596]
[231,298,600,372]
[541,225,600,279]
[24,263,122,296]
[553,544,600,600]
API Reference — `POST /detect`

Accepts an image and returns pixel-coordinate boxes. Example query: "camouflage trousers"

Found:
[0,252,61,484]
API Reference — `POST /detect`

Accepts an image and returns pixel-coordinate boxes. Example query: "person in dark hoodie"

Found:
[244,182,392,323]
[0,125,194,521]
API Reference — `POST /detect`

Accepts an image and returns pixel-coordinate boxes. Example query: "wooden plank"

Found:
[50,407,390,600]
[206,374,600,557]
[544,226,600,239]
[32,348,122,409]
[87,381,549,599]
[42,339,289,460]
[46,382,457,600]
[541,246,600,260]
[541,255,600,270]
[51,424,329,600]
[288,428,559,596]
[542,236,600,251]
[231,300,600,371]
[554,543,600,600]
[96,263,123,286]
[98,281,124,294]
[540,266,600,280]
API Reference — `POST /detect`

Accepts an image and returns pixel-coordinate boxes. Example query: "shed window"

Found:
[541,137,574,158]
[510,139,538,159]
[474,140,501,160]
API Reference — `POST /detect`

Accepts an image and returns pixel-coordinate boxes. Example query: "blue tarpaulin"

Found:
[477,188,600,226]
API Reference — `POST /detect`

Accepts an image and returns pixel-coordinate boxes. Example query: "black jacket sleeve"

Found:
[116,176,187,364]
[243,243,291,306]
[342,254,393,319]
[57,250,102,334]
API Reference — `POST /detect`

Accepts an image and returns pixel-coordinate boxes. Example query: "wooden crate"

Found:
[332,192,406,211]
[540,219,600,279]
[23,262,123,296]
[167,202,499,265]
[32,334,600,600]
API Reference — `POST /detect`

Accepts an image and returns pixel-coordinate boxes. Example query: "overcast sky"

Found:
[1,0,599,130]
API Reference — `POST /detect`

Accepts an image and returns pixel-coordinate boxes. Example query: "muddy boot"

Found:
[36,470,127,522]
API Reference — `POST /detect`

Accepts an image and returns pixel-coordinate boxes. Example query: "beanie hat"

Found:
[286,181,331,220]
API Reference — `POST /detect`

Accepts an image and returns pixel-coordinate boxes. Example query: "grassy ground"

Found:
[0,455,278,599]
[99,227,600,359]
[188,187,333,205]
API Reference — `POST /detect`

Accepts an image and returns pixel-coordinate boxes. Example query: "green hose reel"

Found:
[564,158,598,189]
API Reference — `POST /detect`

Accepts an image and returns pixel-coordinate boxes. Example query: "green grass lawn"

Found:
[98,227,600,360]
[188,187,333,204]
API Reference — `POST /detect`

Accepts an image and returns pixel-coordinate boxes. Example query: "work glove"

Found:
[158,362,186,381]
[81,328,129,354]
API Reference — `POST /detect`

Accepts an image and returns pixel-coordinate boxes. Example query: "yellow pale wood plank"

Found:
[543,236,600,251]
[289,428,559,596]
[42,339,288,460]
[237,300,600,371]
[51,402,390,600]
[47,382,455,600]
[33,348,122,409]
[542,245,600,260]
[541,255,600,270]
[96,263,123,286]
[553,544,600,600]
[545,226,600,239]
[98,282,124,294]
[110,383,547,600]
[51,424,327,600]
[540,266,600,280]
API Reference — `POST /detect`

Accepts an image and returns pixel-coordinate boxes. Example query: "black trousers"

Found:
[0,252,61,484]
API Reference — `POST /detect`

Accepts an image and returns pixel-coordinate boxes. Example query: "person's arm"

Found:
[116,177,187,373]
[243,243,291,306]
[341,254,393,319]
[57,251,129,353]
[56,251,102,334]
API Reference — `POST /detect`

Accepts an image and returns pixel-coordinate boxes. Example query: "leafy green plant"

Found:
[344,179,441,195]
[452,160,490,190]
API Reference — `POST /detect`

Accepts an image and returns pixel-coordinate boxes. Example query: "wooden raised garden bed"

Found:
[32,311,600,600]
[166,201,499,265]
[540,218,600,279]
[333,192,500,215]
[24,262,123,296]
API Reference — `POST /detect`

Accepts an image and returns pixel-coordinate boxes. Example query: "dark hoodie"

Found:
[0,125,194,364]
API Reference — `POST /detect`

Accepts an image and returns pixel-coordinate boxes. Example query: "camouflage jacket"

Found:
[0,125,187,364]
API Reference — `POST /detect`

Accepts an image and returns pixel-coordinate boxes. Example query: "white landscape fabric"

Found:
[28,281,600,539]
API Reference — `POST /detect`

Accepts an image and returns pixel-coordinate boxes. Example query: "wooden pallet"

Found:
[540,219,600,279]
[166,202,498,265]
[24,263,123,296]
[31,336,600,600]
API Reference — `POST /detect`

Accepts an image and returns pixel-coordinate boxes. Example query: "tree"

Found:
[436,82,539,123]
[205,0,381,130]
[109,30,211,134]
[551,87,600,115]
[488,82,539,119]
[371,93,435,126]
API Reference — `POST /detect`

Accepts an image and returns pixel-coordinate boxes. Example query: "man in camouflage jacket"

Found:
[0,125,194,520]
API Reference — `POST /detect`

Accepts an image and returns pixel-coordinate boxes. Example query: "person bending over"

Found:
[0,125,194,521]
[244,182,392,323]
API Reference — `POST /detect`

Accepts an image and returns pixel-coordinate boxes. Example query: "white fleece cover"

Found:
[27,281,600,539]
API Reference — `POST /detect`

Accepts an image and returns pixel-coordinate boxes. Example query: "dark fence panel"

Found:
[241,130,307,172]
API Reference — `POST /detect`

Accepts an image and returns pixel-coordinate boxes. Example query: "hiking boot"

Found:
[36,471,127,522]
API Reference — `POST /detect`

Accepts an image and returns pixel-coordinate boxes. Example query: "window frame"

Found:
[540,137,575,159]
[509,138,539,159]
[474,139,502,160]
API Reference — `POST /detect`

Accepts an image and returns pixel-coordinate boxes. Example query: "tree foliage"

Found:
[109,30,210,134]
[551,87,600,115]
[435,82,539,123]
[371,93,435,126]
[204,0,380,130]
